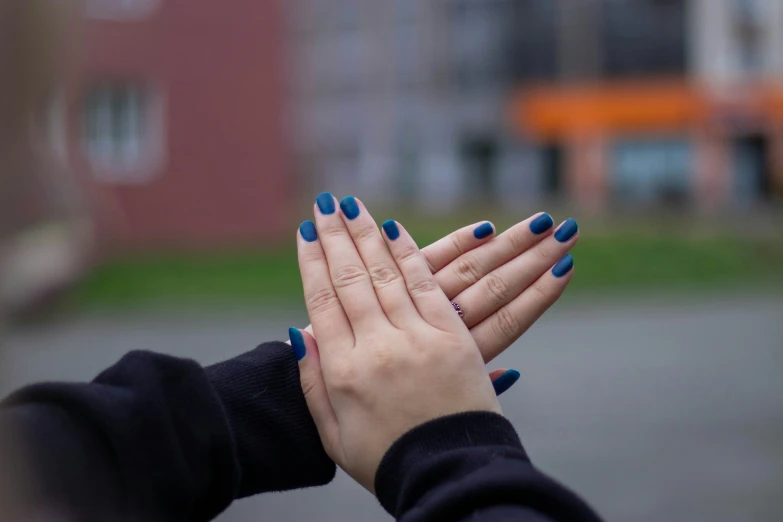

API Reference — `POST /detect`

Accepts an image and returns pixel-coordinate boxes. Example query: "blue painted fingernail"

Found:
[340,196,360,220]
[552,254,574,278]
[382,220,400,241]
[493,369,520,396]
[316,192,336,215]
[529,213,554,235]
[554,218,578,242]
[473,222,494,240]
[300,220,318,242]
[289,327,306,361]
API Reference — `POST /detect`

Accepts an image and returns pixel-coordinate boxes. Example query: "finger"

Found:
[382,219,462,331]
[491,369,521,396]
[289,328,342,461]
[488,368,509,382]
[285,324,314,346]
[435,212,555,300]
[452,218,579,328]
[471,254,575,363]
[297,220,354,353]
[338,196,419,328]
[421,221,496,274]
[314,192,386,331]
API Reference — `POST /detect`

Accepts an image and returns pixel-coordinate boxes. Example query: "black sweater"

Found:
[0,342,602,522]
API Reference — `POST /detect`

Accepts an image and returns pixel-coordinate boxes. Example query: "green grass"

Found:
[69,225,783,310]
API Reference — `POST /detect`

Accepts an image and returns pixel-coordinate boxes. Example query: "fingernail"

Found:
[316,192,336,215]
[340,196,360,220]
[529,213,554,235]
[382,220,400,241]
[289,327,306,361]
[473,222,494,240]
[299,220,318,242]
[554,218,578,242]
[493,369,520,396]
[552,254,574,278]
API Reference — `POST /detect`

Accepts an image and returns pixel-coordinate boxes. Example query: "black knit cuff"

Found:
[205,341,335,497]
[375,411,528,516]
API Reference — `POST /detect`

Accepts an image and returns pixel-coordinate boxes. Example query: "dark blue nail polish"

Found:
[554,218,578,242]
[529,213,554,235]
[340,196,360,220]
[316,192,336,215]
[473,222,494,240]
[552,254,574,278]
[382,220,400,241]
[300,220,318,242]
[289,327,306,361]
[493,369,521,396]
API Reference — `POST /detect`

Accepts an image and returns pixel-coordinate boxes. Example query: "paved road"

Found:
[3,294,783,522]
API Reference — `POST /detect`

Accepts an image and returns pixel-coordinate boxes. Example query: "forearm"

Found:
[375,412,602,522]
[0,343,334,521]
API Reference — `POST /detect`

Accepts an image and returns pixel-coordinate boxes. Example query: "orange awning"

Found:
[510,80,712,139]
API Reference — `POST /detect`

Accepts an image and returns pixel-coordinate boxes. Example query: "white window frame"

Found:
[82,83,166,184]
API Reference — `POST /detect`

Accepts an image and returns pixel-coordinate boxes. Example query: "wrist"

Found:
[374,411,527,516]
[205,341,335,497]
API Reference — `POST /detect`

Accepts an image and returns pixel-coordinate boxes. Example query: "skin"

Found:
[291,197,579,385]
[292,196,577,491]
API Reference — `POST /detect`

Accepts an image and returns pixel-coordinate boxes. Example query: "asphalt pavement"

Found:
[3,293,782,522]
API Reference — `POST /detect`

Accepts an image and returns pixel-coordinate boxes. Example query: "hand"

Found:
[291,195,579,369]
[290,194,501,490]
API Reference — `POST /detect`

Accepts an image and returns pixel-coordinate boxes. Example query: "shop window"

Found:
[610,137,693,206]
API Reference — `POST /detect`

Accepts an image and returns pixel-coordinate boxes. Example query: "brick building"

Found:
[66,0,292,249]
[511,0,783,211]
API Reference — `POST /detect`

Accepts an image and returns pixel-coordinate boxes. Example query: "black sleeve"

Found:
[374,412,603,522]
[0,342,335,522]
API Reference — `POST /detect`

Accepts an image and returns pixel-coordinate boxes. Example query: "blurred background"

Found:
[1,0,782,521]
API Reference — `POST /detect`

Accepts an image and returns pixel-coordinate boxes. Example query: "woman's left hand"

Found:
[290,194,501,491]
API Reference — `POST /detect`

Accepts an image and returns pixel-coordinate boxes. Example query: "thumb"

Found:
[489,368,520,397]
[288,328,340,458]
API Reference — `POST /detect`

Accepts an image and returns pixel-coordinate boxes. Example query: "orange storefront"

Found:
[511,80,783,210]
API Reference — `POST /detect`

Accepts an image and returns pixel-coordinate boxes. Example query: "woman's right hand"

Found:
[290,195,503,491]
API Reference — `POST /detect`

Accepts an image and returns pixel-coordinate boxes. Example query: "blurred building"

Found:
[62,0,291,249]
[289,0,783,212]
[287,0,531,211]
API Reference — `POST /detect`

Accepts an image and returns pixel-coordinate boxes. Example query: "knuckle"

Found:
[301,248,325,263]
[368,264,401,289]
[396,245,421,266]
[353,223,377,244]
[407,277,439,298]
[320,223,348,239]
[369,347,395,371]
[332,264,370,289]
[300,372,320,399]
[450,234,466,256]
[492,306,522,343]
[330,364,358,394]
[421,249,437,273]
[532,282,549,301]
[454,255,483,286]
[534,244,551,262]
[484,273,512,304]
[508,229,528,253]
[306,287,340,316]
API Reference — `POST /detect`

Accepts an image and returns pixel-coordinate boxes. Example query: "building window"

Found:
[85,0,160,21]
[732,0,766,75]
[602,0,687,77]
[610,137,693,206]
[82,83,164,182]
[449,0,510,91]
